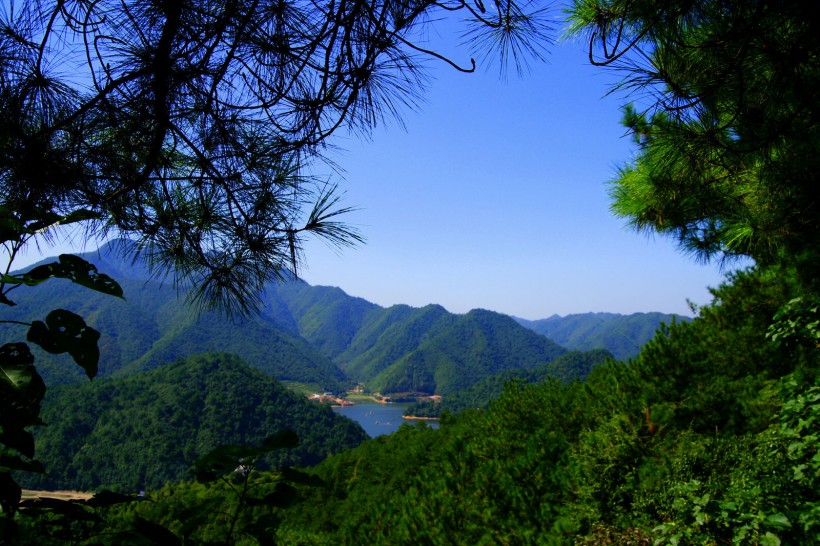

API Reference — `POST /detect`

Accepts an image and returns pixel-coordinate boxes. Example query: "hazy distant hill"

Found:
[21,353,368,492]
[515,312,690,360]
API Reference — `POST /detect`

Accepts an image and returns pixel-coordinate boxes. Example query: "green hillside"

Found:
[3,242,675,399]
[112,268,816,546]
[271,281,380,358]
[23,268,817,546]
[368,309,567,395]
[338,304,455,381]
[0,259,349,391]
[516,312,689,360]
[20,353,368,492]
[407,348,614,417]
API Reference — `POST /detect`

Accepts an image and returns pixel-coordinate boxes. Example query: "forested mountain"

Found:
[264,281,382,357]
[0,273,349,391]
[515,312,689,360]
[4,242,674,398]
[20,353,368,492]
[365,309,567,395]
[407,349,614,416]
[336,304,453,379]
[93,269,820,546]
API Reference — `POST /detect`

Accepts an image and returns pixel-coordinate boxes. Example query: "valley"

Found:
[0,242,682,494]
[2,248,816,546]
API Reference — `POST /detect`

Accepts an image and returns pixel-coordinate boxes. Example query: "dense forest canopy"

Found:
[21,352,368,492]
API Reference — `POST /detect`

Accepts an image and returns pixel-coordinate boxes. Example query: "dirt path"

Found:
[21,490,94,501]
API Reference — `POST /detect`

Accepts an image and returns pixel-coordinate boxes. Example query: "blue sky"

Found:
[296,19,742,319]
[9,10,743,320]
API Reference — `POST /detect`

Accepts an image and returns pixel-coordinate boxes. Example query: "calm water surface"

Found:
[332,403,439,437]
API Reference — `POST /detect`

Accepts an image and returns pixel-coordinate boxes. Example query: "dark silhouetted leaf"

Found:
[192,444,255,482]
[19,497,99,523]
[265,482,297,507]
[19,254,123,298]
[0,343,37,389]
[25,209,103,233]
[0,455,44,474]
[85,490,141,508]
[0,343,46,426]
[243,520,279,546]
[175,500,223,536]
[0,472,21,513]
[193,430,299,482]
[23,212,62,234]
[27,310,100,379]
[133,517,182,546]
[280,466,325,486]
[261,429,299,451]
[0,428,35,459]
[245,482,297,508]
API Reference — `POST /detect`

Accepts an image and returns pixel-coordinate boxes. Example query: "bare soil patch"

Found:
[21,490,94,501]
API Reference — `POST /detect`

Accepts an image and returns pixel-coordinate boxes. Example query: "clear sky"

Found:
[295,18,744,320]
[8,10,745,320]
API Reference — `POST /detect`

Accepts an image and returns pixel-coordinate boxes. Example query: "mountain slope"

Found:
[271,281,381,358]
[4,241,683,397]
[515,312,690,360]
[1,252,348,390]
[369,309,568,395]
[407,348,614,416]
[338,304,456,381]
[21,353,368,492]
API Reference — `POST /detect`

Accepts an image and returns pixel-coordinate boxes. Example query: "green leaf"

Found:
[763,513,792,530]
[14,254,123,298]
[720,500,738,512]
[27,310,100,379]
[759,531,782,546]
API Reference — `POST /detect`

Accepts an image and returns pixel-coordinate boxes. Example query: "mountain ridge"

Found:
[4,241,687,394]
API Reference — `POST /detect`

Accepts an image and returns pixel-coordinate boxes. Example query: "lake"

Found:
[332,402,439,437]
